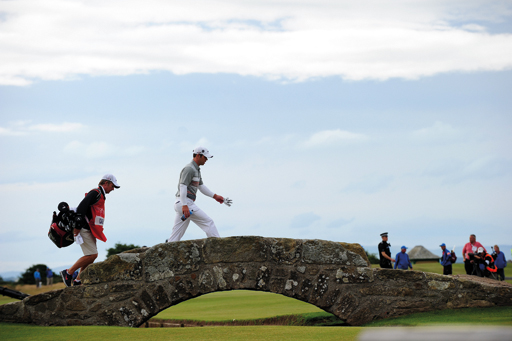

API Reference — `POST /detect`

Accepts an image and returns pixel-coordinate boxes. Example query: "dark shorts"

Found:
[443,264,452,275]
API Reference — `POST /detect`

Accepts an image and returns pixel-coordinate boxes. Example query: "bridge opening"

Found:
[150,290,344,326]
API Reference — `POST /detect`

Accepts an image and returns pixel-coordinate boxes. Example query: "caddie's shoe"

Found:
[73,279,82,286]
[60,269,72,287]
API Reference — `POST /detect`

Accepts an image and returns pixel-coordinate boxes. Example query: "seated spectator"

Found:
[493,245,507,281]
[474,247,497,278]
[440,243,452,275]
[394,246,413,270]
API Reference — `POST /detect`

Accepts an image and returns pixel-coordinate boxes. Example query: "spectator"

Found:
[34,268,41,288]
[378,232,395,268]
[494,245,507,281]
[46,268,53,286]
[394,246,413,270]
[474,247,497,278]
[440,243,452,275]
[462,234,485,275]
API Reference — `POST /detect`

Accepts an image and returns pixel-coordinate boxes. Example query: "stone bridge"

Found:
[1,236,511,326]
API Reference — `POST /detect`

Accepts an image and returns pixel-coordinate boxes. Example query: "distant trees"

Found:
[106,243,141,259]
[365,251,380,264]
[18,264,48,285]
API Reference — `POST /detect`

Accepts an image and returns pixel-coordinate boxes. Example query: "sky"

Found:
[1,0,511,274]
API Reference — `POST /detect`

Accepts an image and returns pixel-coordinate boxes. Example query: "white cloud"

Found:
[1,1,512,85]
[0,121,84,136]
[179,137,211,153]
[27,122,84,132]
[290,212,321,229]
[0,126,27,136]
[64,140,145,159]
[303,129,368,148]
[411,121,461,140]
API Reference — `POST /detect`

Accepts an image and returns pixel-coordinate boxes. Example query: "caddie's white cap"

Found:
[102,174,120,188]
[477,247,484,253]
[193,146,213,158]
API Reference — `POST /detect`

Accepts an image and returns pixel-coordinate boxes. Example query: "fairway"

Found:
[0,323,362,341]
[153,290,327,321]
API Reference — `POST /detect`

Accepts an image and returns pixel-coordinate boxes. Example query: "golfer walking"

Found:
[167,147,230,242]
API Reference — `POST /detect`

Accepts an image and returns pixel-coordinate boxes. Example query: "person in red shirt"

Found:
[462,234,486,275]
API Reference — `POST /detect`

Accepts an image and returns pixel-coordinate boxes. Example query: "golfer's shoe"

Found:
[60,269,72,287]
[73,279,82,286]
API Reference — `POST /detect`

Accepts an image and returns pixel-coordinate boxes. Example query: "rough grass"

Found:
[0,283,65,305]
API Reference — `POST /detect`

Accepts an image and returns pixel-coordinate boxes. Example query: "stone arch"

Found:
[1,236,511,326]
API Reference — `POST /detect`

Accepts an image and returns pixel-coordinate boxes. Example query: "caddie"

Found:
[60,174,120,286]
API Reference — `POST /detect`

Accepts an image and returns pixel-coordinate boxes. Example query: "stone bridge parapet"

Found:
[1,236,511,326]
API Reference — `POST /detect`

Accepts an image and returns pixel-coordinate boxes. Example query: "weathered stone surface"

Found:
[0,236,511,327]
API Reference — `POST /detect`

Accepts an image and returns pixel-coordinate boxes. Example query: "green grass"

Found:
[0,283,66,306]
[410,262,468,275]
[0,323,362,341]
[373,262,512,285]
[154,290,326,321]
[364,306,512,327]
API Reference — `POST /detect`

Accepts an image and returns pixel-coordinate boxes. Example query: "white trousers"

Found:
[168,198,220,242]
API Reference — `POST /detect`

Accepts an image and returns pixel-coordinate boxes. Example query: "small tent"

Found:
[408,245,440,264]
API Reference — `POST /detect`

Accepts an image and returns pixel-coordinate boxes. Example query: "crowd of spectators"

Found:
[378,232,507,280]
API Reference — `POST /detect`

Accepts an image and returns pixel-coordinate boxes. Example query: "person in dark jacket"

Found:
[46,268,53,286]
[378,232,395,268]
[440,243,452,275]
[60,174,120,287]
[494,245,507,281]
[394,246,413,270]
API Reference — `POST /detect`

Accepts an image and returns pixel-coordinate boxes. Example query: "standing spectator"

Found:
[394,246,413,270]
[34,268,41,288]
[440,243,452,275]
[462,234,486,275]
[378,232,395,268]
[494,245,507,281]
[46,268,53,286]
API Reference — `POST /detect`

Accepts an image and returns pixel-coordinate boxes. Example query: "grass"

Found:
[0,283,66,305]
[1,264,511,341]
[153,290,326,321]
[365,306,512,326]
[371,262,512,285]
[0,323,362,341]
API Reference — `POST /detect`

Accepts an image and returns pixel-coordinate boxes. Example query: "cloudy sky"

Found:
[1,0,511,273]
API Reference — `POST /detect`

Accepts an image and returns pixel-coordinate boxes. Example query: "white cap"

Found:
[477,247,484,253]
[193,146,213,158]
[102,174,120,188]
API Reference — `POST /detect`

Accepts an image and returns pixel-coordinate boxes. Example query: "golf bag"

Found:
[48,202,77,248]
